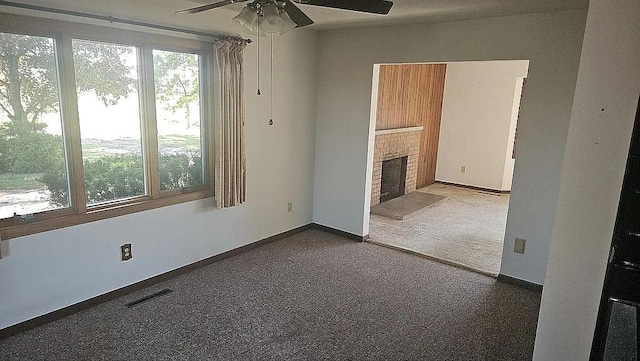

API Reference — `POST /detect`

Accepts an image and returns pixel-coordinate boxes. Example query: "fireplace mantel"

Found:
[375,126,424,136]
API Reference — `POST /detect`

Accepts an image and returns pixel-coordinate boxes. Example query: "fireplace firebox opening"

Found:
[380,156,408,203]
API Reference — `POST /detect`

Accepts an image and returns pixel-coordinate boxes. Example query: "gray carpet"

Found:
[0,229,540,360]
[604,302,638,360]
[371,192,447,220]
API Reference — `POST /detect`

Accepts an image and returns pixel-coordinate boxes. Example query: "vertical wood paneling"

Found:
[376,63,447,188]
[418,64,447,188]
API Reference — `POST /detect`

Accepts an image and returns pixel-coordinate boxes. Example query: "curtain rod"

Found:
[0,0,252,44]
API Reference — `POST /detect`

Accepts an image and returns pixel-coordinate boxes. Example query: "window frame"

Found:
[0,13,215,240]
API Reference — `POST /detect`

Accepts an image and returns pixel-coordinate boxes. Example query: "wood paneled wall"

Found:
[376,64,447,188]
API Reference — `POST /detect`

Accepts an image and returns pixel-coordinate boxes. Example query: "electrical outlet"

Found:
[287,201,293,212]
[460,166,466,173]
[121,243,132,261]
[514,238,526,254]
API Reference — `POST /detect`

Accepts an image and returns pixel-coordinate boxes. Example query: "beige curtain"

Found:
[213,40,247,208]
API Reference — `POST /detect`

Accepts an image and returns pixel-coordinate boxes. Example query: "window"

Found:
[73,40,146,205]
[0,32,71,219]
[0,15,213,238]
[153,50,204,192]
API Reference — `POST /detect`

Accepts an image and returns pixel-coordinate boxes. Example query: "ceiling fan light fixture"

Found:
[232,5,258,34]
[260,2,282,33]
[250,17,269,37]
[277,10,297,35]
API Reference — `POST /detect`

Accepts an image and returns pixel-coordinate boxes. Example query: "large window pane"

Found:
[153,50,203,191]
[73,39,145,205]
[0,33,70,219]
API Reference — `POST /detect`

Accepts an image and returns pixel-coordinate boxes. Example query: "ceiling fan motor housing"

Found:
[178,0,394,29]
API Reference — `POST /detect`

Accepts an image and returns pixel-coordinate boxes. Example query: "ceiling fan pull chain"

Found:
[257,23,261,96]
[269,33,274,126]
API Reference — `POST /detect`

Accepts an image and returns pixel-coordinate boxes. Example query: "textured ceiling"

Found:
[188,0,589,29]
[2,0,590,36]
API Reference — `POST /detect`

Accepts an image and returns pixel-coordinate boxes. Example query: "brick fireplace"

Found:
[371,126,423,207]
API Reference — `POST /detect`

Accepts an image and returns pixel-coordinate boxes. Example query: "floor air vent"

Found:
[126,289,173,308]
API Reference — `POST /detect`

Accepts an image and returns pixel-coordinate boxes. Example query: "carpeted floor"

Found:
[604,302,638,360]
[370,183,509,276]
[0,229,540,360]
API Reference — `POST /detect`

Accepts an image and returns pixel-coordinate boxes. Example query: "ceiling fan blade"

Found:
[294,0,393,15]
[176,0,235,14]
[284,0,315,28]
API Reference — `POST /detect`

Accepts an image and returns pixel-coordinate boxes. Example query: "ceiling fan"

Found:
[177,0,394,36]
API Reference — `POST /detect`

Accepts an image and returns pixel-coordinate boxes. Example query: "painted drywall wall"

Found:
[502,77,525,191]
[435,61,528,191]
[313,10,587,284]
[533,0,640,359]
[0,1,318,329]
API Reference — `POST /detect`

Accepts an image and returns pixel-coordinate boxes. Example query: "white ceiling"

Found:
[3,0,589,36]
[189,0,589,29]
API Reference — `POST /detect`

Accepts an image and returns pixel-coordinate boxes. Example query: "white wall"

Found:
[0,1,318,330]
[435,61,528,191]
[313,10,587,284]
[502,77,525,190]
[533,0,640,359]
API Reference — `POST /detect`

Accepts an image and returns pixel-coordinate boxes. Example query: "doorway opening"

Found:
[366,60,529,276]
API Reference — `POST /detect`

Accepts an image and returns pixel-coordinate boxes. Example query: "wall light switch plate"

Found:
[121,243,132,261]
[461,166,466,173]
[514,238,526,254]
[287,201,293,212]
